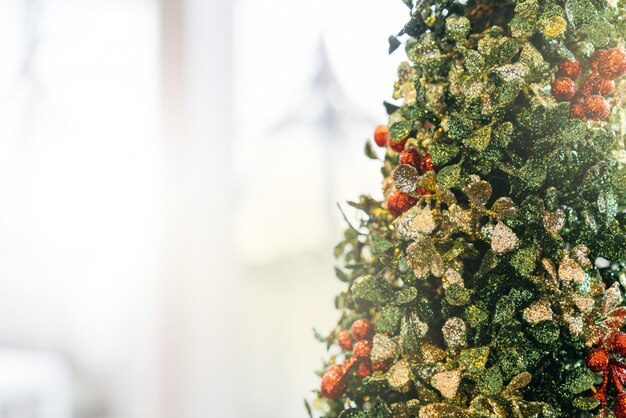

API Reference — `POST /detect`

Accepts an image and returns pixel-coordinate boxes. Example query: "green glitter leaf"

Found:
[564,367,594,394]
[352,275,394,304]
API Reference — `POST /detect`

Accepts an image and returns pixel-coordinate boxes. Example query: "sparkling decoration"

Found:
[570,102,585,119]
[587,347,609,372]
[372,360,391,372]
[320,368,347,399]
[353,339,372,359]
[615,393,626,418]
[338,330,353,351]
[442,317,466,350]
[598,78,615,95]
[419,151,435,174]
[431,369,461,399]
[387,190,417,217]
[551,77,576,101]
[586,341,626,411]
[374,125,390,147]
[390,138,407,152]
[357,361,372,378]
[597,48,626,80]
[614,333,626,357]
[557,60,581,79]
[523,299,554,324]
[386,359,411,392]
[313,1,626,416]
[351,318,373,341]
[583,95,610,120]
[371,333,399,362]
[490,222,519,254]
[399,148,420,168]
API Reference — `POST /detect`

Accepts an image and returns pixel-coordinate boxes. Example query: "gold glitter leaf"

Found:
[421,343,447,364]
[542,209,566,235]
[504,371,532,393]
[431,369,462,399]
[523,299,553,324]
[410,205,436,235]
[442,317,467,349]
[419,403,468,418]
[387,359,412,392]
[442,268,464,290]
[558,254,586,285]
[602,282,622,317]
[407,238,444,279]
[491,197,517,220]
[394,164,420,193]
[371,333,399,362]
[490,222,519,254]
[418,171,438,192]
[463,178,492,207]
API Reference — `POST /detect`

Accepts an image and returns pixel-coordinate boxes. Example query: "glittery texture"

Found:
[386,359,411,392]
[314,0,626,415]
[393,164,420,193]
[442,317,466,350]
[558,60,582,79]
[551,77,577,101]
[490,222,519,254]
[351,318,373,341]
[387,189,417,217]
[370,333,398,362]
[523,299,553,324]
[431,369,461,399]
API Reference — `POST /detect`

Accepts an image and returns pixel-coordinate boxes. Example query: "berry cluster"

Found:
[551,48,626,121]
[587,332,626,418]
[320,319,389,399]
[387,149,435,217]
[374,125,405,152]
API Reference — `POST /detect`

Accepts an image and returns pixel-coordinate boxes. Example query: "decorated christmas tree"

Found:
[310,1,626,417]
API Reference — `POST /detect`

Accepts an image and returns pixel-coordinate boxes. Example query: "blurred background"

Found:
[0,0,408,417]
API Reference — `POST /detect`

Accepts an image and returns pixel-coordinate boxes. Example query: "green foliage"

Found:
[313,0,626,416]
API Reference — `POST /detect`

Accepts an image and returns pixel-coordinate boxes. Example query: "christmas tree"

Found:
[310,1,626,417]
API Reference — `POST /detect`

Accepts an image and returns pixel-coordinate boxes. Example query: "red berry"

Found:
[551,77,577,101]
[615,392,626,418]
[613,332,626,357]
[374,125,390,147]
[351,318,373,341]
[357,361,372,378]
[327,363,343,374]
[338,330,353,351]
[372,361,390,372]
[597,48,626,80]
[578,73,601,98]
[591,50,608,71]
[389,138,407,152]
[587,347,609,372]
[570,103,585,120]
[419,151,435,174]
[353,339,372,360]
[386,190,417,217]
[343,356,358,372]
[321,369,347,399]
[584,95,610,120]
[558,60,581,80]
[598,78,615,96]
[399,148,420,168]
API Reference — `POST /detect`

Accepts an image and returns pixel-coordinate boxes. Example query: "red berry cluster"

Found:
[321,318,389,399]
[552,48,626,121]
[374,125,406,152]
[587,332,626,418]
[386,149,436,217]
